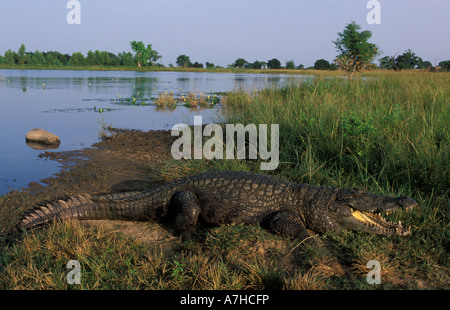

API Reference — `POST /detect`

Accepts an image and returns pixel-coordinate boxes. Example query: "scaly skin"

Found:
[14,170,418,241]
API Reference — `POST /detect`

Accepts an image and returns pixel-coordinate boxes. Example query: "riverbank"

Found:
[0,72,448,289]
[0,63,355,76]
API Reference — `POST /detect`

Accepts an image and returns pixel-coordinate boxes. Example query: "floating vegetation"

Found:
[163,91,221,110]
[95,90,223,111]
[154,92,177,110]
[42,107,122,113]
[93,106,120,113]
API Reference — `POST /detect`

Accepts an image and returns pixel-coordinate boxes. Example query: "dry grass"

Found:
[154,92,177,110]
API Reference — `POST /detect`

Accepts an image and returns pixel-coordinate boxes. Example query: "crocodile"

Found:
[12,170,417,242]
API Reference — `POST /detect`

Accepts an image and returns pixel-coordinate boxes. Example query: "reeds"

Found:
[222,72,449,197]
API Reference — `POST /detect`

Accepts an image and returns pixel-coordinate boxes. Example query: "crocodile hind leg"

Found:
[172,191,202,239]
[261,211,318,244]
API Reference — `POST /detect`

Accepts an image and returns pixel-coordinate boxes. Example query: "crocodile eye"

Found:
[336,188,364,201]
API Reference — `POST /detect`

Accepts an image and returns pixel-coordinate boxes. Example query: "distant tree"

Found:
[379,56,395,69]
[44,53,62,66]
[85,50,95,66]
[205,62,215,69]
[176,54,192,67]
[438,60,450,70]
[191,61,204,68]
[129,41,160,67]
[118,52,135,66]
[17,44,27,65]
[297,64,305,69]
[95,50,112,66]
[0,55,4,64]
[334,21,380,78]
[130,41,145,67]
[314,59,331,70]
[108,52,120,66]
[31,50,46,65]
[285,60,295,70]
[233,58,247,68]
[422,61,432,69]
[4,49,18,65]
[267,58,281,69]
[43,51,69,65]
[394,50,423,70]
[69,52,85,66]
[145,44,162,66]
[250,60,263,69]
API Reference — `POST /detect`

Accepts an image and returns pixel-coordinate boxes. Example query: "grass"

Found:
[0,71,448,290]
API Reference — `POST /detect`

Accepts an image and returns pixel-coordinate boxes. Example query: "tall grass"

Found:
[223,72,449,198]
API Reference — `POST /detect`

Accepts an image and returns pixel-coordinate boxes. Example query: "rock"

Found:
[25,128,61,146]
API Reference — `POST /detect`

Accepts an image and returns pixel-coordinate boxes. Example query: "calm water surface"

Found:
[0,69,312,195]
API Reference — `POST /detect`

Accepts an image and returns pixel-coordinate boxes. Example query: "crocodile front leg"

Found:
[172,191,202,239]
[261,211,317,244]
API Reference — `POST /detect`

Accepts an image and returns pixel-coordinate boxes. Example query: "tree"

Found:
[43,51,69,66]
[31,50,46,65]
[191,61,203,68]
[69,52,84,66]
[394,49,423,70]
[85,50,95,66]
[267,58,281,69]
[130,41,161,67]
[334,21,380,78]
[381,50,424,71]
[314,59,331,70]
[285,60,295,70]
[4,49,18,65]
[108,52,120,66]
[205,62,215,69]
[130,41,145,67]
[379,56,395,69]
[233,58,247,68]
[250,60,263,69]
[439,60,450,71]
[176,54,192,67]
[17,44,27,64]
[44,53,62,66]
[118,52,135,66]
[422,61,432,69]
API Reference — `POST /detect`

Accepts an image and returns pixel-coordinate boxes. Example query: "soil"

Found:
[0,128,179,242]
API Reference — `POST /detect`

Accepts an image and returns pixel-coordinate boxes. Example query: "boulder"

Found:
[25,128,61,146]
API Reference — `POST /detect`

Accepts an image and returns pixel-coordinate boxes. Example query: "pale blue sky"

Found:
[1,0,449,67]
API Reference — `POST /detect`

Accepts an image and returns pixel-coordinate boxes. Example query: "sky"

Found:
[0,0,449,67]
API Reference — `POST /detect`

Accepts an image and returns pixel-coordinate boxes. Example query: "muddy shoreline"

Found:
[0,128,179,237]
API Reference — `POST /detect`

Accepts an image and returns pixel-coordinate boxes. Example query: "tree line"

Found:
[0,44,137,67]
[1,31,448,72]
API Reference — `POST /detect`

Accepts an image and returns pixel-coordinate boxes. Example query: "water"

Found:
[0,69,312,195]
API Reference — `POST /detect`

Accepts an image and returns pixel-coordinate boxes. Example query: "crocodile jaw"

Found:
[350,209,411,236]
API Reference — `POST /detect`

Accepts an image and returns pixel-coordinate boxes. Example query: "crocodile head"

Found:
[325,188,417,236]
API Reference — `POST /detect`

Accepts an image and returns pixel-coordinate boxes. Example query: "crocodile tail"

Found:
[17,194,96,231]
[12,191,157,233]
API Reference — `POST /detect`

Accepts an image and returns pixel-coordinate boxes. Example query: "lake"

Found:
[0,69,312,195]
